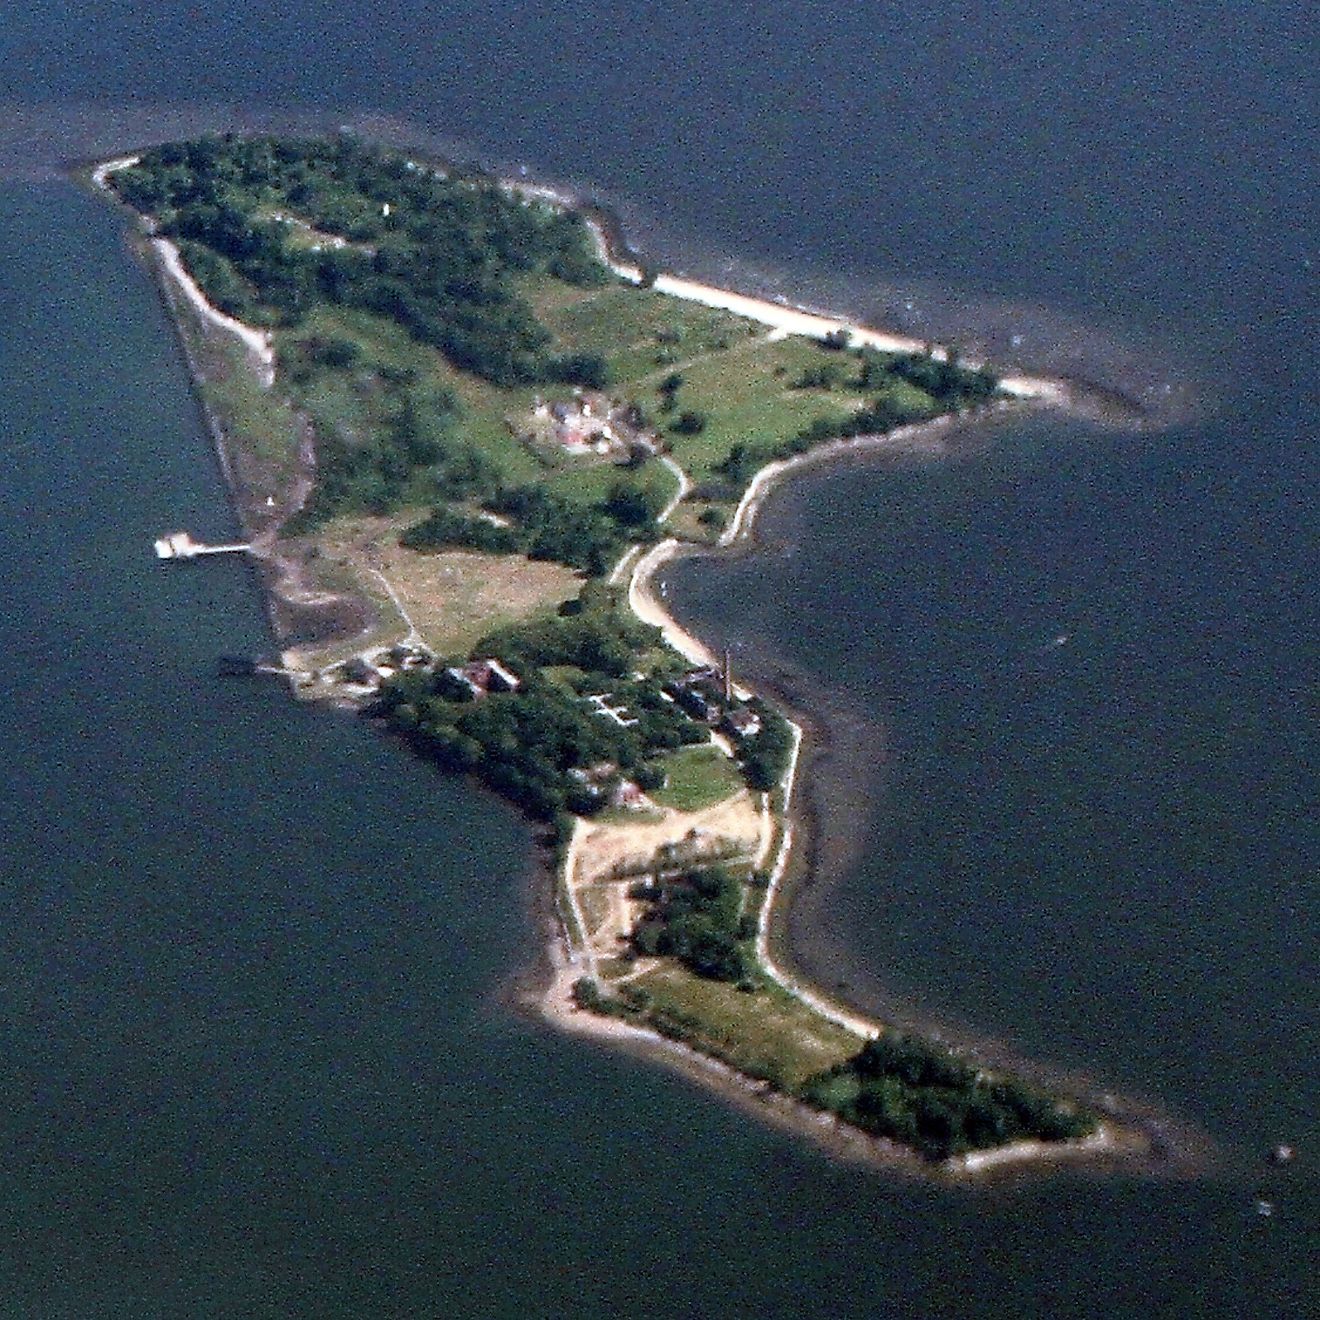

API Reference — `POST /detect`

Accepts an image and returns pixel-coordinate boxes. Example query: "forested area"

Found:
[803,1033,1097,1160]
[630,866,754,983]
[739,702,796,792]
[113,134,608,385]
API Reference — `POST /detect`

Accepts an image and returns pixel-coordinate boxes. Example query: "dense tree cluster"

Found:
[740,702,795,792]
[113,134,608,386]
[474,597,660,676]
[369,601,702,819]
[630,865,754,983]
[398,506,519,554]
[803,1033,1097,1160]
[474,482,658,573]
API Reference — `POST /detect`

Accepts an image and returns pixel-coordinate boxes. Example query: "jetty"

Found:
[154,531,251,561]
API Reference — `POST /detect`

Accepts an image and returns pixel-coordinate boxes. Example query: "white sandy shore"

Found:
[627,539,721,669]
[91,154,277,388]
[597,405,1141,1176]
[152,238,277,387]
[90,155,142,190]
[628,545,880,1045]
[501,177,1068,406]
[649,275,1063,402]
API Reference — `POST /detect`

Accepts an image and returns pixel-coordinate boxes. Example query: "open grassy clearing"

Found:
[650,743,745,812]
[278,285,918,540]
[182,311,303,484]
[628,963,863,1090]
[652,337,870,478]
[310,510,581,655]
[541,455,679,511]
[527,277,762,379]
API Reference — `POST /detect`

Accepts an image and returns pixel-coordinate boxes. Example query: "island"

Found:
[93,133,1149,1175]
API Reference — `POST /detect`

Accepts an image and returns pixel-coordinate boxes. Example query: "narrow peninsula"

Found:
[95,133,1154,1176]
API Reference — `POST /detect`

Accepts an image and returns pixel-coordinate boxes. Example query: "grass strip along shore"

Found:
[96,132,1145,1173]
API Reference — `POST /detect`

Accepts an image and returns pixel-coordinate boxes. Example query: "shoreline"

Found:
[90,145,1185,1181]
[602,416,1173,1178]
[534,933,1148,1183]
[506,176,1069,407]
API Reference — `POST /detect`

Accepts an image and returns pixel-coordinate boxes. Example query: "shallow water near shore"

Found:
[1,0,1316,1314]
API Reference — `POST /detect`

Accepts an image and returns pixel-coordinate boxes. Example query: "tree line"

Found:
[114,134,609,387]
[802,1032,1097,1160]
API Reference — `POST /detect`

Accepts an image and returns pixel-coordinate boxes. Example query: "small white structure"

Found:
[154,531,251,561]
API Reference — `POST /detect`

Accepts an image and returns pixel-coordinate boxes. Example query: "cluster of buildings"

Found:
[443,657,521,700]
[523,392,660,461]
[665,665,763,741]
[568,762,651,812]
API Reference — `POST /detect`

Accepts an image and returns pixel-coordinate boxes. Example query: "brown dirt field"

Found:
[573,789,769,887]
[303,511,583,657]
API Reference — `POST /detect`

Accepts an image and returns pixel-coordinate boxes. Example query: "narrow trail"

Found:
[657,454,691,525]
[366,567,422,648]
[560,820,597,981]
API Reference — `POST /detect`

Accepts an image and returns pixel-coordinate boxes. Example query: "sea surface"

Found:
[0,3,1314,1316]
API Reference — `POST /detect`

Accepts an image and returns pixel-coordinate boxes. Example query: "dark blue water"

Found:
[0,2,1314,1315]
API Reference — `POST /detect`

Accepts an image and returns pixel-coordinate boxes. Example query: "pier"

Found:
[154,531,251,561]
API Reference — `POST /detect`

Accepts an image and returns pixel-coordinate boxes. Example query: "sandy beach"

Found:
[501,175,1068,406]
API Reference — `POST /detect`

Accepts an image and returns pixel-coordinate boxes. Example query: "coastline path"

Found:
[366,566,424,649]
[154,238,277,388]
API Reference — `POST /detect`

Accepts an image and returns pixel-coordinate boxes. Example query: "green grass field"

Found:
[650,337,862,477]
[627,963,863,1090]
[650,743,745,811]
[279,279,932,526]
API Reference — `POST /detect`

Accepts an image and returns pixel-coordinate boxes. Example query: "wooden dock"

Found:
[154,531,251,561]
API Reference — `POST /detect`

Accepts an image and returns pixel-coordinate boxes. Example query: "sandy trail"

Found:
[657,454,691,524]
[91,155,277,388]
[153,238,276,387]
